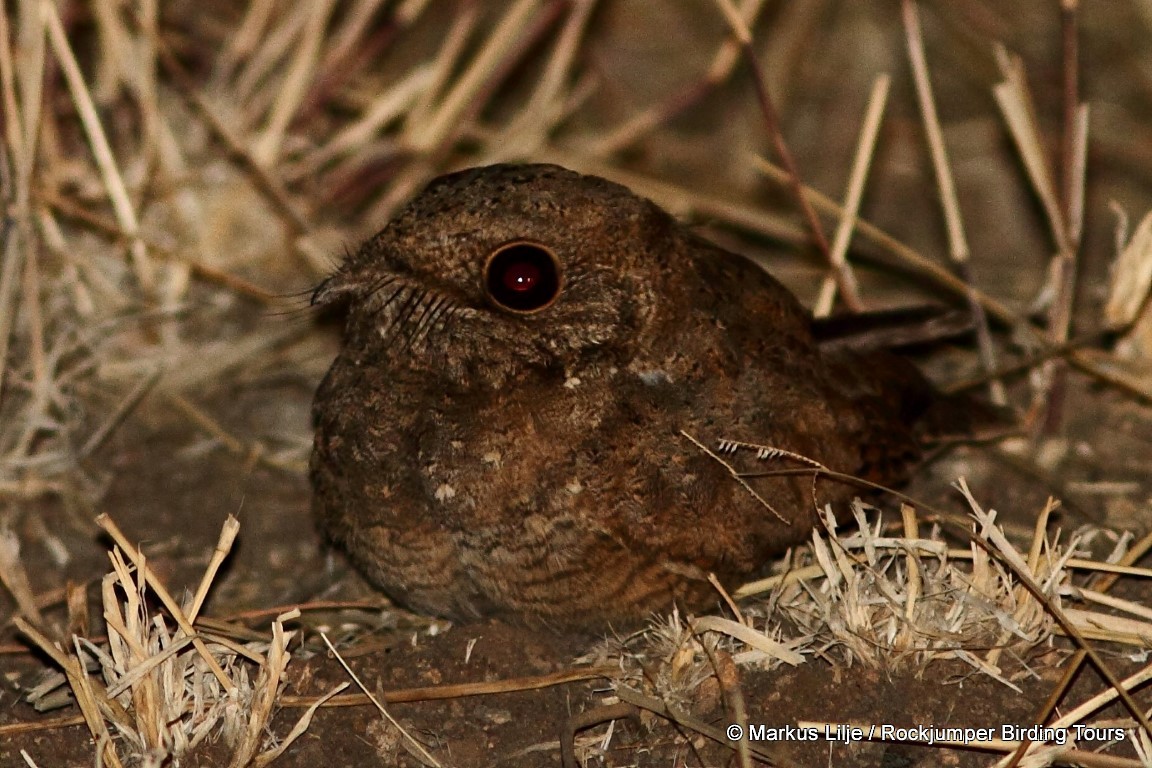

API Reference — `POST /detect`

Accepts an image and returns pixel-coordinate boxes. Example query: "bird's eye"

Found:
[483,241,562,313]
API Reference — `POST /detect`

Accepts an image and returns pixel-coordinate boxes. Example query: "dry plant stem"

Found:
[1047,659,1152,735]
[406,0,541,153]
[220,599,392,623]
[364,1,566,223]
[993,48,1069,255]
[899,504,921,621]
[955,486,1152,740]
[1044,112,1089,434]
[39,189,276,302]
[712,0,859,311]
[297,64,432,177]
[491,0,597,160]
[1060,0,1084,245]
[117,0,160,181]
[902,0,1005,405]
[0,216,24,402]
[316,0,394,86]
[1002,653,1085,768]
[813,74,887,317]
[0,714,86,737]
[229,6,309,111]
[1043,3,1087,427]
[751,155,1021,325]
[19,199,45,405]
[94,514,235,692]
[79,366,161,458]
[186,515,240,622]
[15,618,125,768]
[0,2,40,398]
[902,0,966,265]
[760,151,1152,408]
[321,633,443,768]
[99,632,192,700]
[407,1,480,130]
[0,4,27,165]
[251,0,337,166]
[101,551,164,748]
[148,30,311,237]
[613,686,782,765]
[560,702,639,768]
[166,393,245,454]
[942,328,1112,394]
[216,0,278,81]
[0,531,45,626]
[195,631,266,665]
[230,612,310,768]
[738,546,1152,599]
[986,497,1057,669]
[549,150,804,243]
[706,573,746,624]
[680,431,791,524]
[42,2,152,291]
[297,3,394,120]
[280,666,618,708]
[1006,527,1152,767]
[66,582,88,638]
[591,0,767,155]
[13,2,44,177]
[692,616,803,665]
[688,626,750,767]
[1068,349,1152,404]
[991,46,1084,427]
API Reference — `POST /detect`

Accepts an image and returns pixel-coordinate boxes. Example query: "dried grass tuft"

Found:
[769,494,1068,686]
[16,515,336,767]
[596,491,1075,709]
[584,489,1152,765]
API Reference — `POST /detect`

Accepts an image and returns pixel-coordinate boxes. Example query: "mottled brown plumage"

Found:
[310,163,958,627]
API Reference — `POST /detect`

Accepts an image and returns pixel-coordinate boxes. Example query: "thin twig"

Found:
[251,0,338,165]
[590,0,768,155]
[902,0,1005,404]
[43,2,153,290]
[712,0,858,309]
[751,155,1022,325]
[147,24,313,237]
[79,366,162,458]
[613,686,780,764]
[1042,0,1088,432]
[321,633,443,768]
[813,74,888,316]
[956,481,1152,740]
[1005,528,1152,767]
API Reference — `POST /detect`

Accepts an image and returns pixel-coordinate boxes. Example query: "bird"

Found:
[310,163,985,628]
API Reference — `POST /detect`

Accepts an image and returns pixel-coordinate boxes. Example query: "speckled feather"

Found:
[311,164,938,627]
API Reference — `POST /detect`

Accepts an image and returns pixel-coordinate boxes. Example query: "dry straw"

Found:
[4,0,1152,765]
[583,486,1152,767]
[14,515,342,767]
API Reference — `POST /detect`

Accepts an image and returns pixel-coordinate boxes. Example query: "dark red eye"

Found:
[483,242,562,313]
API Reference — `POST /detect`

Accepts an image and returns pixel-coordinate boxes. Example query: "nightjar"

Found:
[310,163,979,627]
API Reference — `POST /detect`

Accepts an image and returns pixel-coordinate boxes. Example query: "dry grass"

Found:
[12,515,340,767]
[583,493,1152,766]
[2,0,1152,765]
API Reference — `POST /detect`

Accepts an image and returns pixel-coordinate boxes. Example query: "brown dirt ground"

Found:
[4,2,1152,767]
